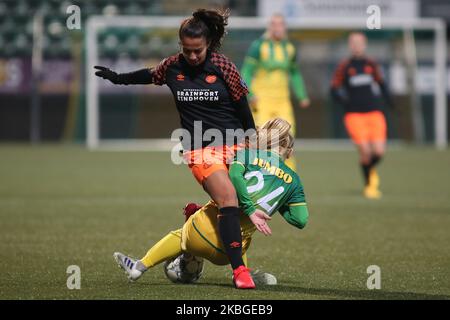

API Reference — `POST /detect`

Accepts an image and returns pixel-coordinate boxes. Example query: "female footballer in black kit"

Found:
[94,9,259,289]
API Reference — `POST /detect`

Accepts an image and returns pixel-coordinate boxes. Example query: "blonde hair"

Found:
[250,118,294,159]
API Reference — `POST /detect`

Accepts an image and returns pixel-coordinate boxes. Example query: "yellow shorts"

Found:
[252,97,297,170]
[252,97,296,135]
[181,201,255,266]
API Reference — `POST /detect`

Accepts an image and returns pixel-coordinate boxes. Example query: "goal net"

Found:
[85,16,447,150]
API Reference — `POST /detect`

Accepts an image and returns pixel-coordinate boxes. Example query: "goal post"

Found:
[86,16,447,150]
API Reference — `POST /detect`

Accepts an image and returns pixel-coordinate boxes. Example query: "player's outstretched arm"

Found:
[240,40,261,100]
[94,66,153,85]
[279,204,309,229]
[289,61,310,107]
[249,209,272,236]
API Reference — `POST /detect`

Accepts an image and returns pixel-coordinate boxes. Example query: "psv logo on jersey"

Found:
[205,75,217,84]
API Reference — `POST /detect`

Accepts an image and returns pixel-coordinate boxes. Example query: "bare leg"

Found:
[203,170,238,208]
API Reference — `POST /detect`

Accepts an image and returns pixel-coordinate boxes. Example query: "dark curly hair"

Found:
[179,8,230,52]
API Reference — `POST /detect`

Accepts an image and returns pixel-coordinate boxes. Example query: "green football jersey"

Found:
[231,148,306,217]
[240,37,308,101]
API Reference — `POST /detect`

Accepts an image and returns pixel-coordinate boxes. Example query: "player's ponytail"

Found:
[251,118,294,159]
[179,8,229,52]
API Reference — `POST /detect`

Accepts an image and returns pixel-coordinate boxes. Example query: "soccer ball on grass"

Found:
[163,253,204,284]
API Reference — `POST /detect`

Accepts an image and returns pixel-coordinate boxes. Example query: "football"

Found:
[163,253,204,284]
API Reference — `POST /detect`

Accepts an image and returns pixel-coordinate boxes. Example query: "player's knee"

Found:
[372,141,385,158]
[215,190,238,208]
[370,154,383,168]
[170,229,182,239]
[373,151,384,159]
[204,174,238,207]
[360,153,371,165]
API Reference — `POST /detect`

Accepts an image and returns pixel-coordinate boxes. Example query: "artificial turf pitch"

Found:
[1,145,449,300]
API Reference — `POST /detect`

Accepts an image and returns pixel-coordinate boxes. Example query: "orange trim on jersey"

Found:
[331,59,350,88]
[210,52,249,101]
[152,54,180,85]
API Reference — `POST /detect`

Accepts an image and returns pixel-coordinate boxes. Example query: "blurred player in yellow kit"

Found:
[241,14,310,171]
[113,119,309,288]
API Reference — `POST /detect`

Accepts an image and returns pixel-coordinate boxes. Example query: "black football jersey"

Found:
[151,50,249,150]
[331,57,387,113]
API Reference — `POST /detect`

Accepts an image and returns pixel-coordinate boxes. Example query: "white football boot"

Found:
[250,269,277,285]
[113,252,146,281]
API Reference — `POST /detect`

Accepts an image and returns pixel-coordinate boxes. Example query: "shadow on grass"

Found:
[111,280,450,300]
[254,284,450,300]
[185,280,449,300]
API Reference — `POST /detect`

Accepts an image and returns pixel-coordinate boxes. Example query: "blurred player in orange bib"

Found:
[331,32,393,199]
